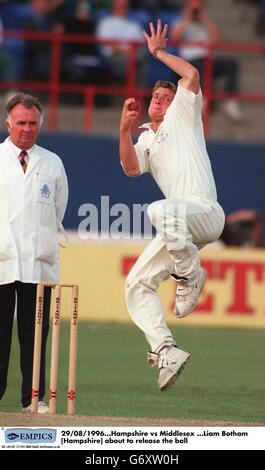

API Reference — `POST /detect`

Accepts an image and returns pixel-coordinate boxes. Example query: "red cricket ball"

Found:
[128,100,141,112]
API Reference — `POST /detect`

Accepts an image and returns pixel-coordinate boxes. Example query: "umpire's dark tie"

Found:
[19,150,27,173]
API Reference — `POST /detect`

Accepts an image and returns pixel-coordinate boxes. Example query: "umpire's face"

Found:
[6,104,42,150]
[148,87,175,123]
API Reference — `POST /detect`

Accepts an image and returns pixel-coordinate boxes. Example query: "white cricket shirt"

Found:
[134,80,217,203]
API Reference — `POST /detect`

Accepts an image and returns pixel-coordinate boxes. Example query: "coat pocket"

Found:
[35,174,55,205]
[0,225,15,261]
[36,225,59,265]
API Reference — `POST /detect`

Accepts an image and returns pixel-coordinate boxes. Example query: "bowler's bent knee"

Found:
[147,200,165,228]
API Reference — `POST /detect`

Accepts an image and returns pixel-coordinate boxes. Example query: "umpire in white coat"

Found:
[0,93,68,413]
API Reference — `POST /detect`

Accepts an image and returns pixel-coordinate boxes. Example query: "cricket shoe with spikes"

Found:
[172,267,207,318]
[147,346,190,391]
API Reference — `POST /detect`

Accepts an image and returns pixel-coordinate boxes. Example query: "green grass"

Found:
[1,322,265,423]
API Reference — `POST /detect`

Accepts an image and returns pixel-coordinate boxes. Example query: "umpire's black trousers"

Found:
[0,282,51,408]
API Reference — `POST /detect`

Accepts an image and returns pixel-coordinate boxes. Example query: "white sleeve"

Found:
[134,132,150,174]
[166,79,203,129]
[55,159,69,230]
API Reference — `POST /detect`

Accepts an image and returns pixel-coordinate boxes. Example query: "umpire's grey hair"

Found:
[6,92,44,125]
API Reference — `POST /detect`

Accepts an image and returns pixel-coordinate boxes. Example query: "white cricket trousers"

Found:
[125,198,225,352]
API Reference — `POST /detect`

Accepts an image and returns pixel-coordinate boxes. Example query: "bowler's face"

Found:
[148,87,175,122]
[6,104,42,150]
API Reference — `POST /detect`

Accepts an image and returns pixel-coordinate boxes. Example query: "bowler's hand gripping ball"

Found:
[128,100,141,112]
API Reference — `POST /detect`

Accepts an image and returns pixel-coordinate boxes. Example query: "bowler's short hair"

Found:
[153,80,177,94]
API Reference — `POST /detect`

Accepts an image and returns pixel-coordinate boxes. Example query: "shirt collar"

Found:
[139,122,152,130]
[8,138,36,159]
[139,122,162,134]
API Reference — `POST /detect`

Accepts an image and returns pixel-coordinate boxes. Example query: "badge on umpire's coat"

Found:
[40,184,51,200]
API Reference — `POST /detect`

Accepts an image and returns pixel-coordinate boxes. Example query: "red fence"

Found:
[1,30,265,136]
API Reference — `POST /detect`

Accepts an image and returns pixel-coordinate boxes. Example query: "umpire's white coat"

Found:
[0,137,68,285]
